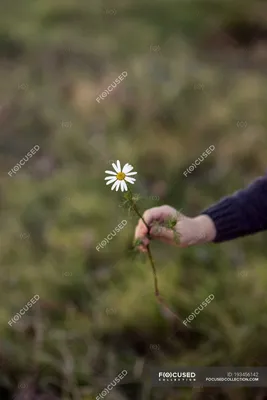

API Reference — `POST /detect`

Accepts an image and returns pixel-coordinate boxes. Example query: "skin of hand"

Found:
[134,205,217,252]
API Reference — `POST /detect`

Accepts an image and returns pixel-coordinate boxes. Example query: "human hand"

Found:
[134,205,216,252]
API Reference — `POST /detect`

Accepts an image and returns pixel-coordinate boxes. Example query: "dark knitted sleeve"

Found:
[200,174,267,242]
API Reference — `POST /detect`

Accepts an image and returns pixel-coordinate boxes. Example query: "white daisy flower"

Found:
[105,160,137,192]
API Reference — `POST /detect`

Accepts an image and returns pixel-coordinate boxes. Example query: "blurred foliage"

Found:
[1,0,267,399]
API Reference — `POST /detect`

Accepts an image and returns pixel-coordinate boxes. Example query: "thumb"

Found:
[149,225,180,244]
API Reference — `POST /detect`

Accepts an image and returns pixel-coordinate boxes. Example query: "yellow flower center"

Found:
[116,172,126,180]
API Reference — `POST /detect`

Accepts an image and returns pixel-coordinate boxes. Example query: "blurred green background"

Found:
[1,0,267,399]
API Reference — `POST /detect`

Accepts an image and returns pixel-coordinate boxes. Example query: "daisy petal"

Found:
[120,181,125,192]
[122,164,133,173]
[106,177,117,185]
[105,176,116,180]
[116,181,122,191]
[105,170,117,175]
[122,180,128,191]
[116,160,121,172]
[112,163,120,173]
[111,180,119,191]
[125,171,137,175]
[125,177,136,184]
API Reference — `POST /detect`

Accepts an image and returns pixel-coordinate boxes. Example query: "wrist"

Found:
[193,215,217,243]
[177,214,216,247]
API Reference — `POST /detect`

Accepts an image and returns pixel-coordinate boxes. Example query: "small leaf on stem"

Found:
[124,192,132,200]
[133,238,144,248]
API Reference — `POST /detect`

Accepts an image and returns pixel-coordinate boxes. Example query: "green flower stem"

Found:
[127,187,159,296]
[126,186,186,327]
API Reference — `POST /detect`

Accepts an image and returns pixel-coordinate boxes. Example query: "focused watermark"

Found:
[96,71,127,103]
[151,367,263,387]
[8,145,40,177]
[119,193,160,204]
[236,120,248,128]
[183,294,215,326]
[18,83,28,91]
[96,370,127,399]
[150,344,160,351]
[104,8,117,15]
[61,121,72,128]
[150,45,162,56]
[183,145,215,177]
[8,295,40,326]
[105,307,117,315]
[20,232,30,240]
[159,371,196,381]
[96,220,127,251]
[194,82,204,90]
[63,272,73,277]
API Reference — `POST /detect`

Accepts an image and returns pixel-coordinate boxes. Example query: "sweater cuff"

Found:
[200,197,244,243]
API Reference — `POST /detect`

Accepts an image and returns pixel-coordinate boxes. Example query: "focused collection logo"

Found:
[152,367,264,387]
[159,372,196,381]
